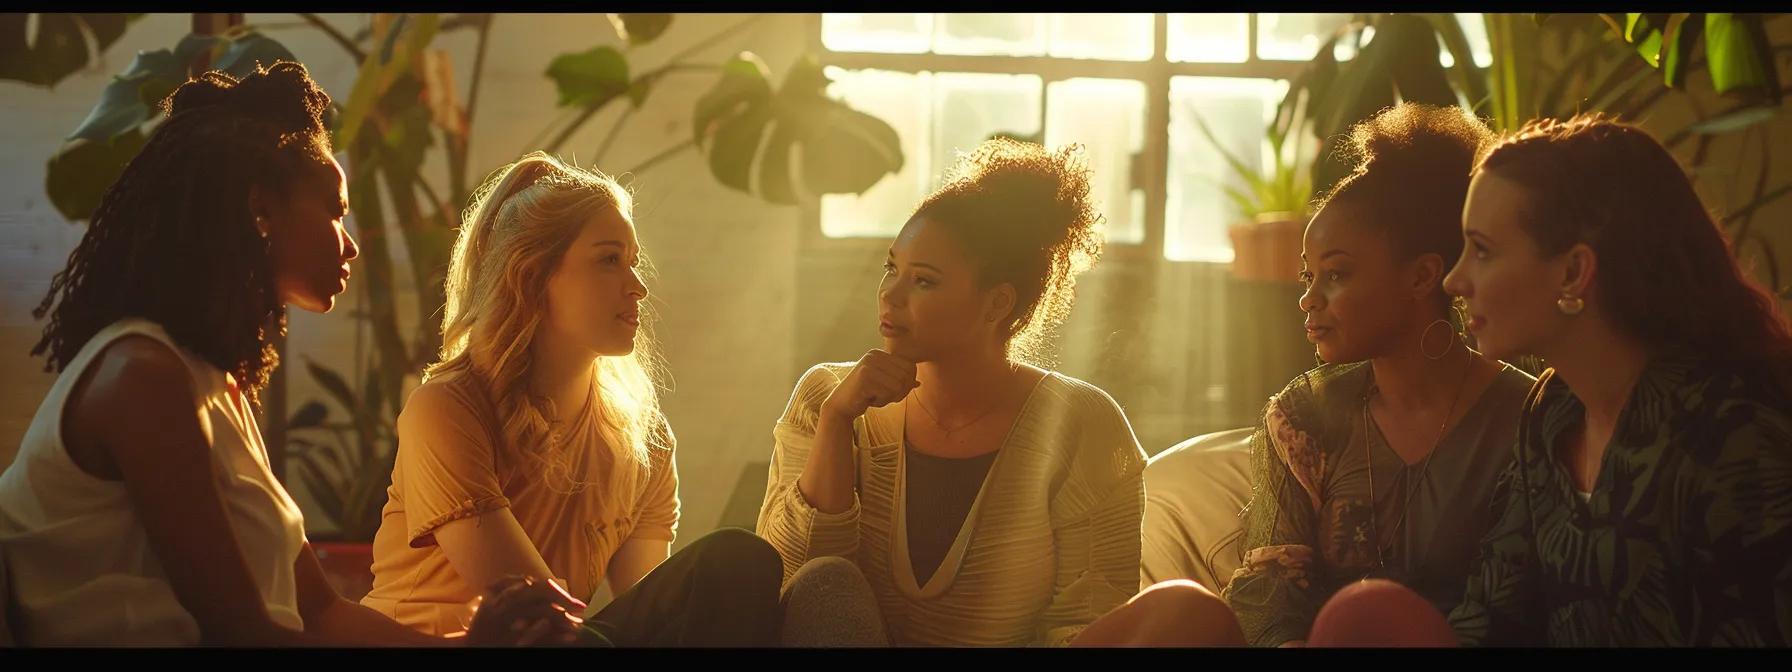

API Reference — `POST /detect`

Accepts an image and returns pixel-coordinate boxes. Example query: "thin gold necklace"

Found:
[913,392,1003,436]
[1364,348,1476,570]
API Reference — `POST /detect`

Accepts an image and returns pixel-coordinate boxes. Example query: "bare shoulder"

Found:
[64,335,206,477]
[75,336,200,421]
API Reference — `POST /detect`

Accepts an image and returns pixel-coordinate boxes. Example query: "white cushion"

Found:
[1140,427,1254,593]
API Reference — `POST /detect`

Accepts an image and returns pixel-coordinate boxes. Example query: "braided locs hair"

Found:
[32,61,334,407]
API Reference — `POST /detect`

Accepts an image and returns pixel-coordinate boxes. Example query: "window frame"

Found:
[801,13,1308,265]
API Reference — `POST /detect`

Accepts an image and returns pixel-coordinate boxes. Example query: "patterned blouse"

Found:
[1449,355,1792,646]
[1223,361,1536,646]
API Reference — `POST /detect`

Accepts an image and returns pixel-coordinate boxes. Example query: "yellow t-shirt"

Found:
[360,369,678,635]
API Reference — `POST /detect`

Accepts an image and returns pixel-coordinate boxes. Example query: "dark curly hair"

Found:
[32,61,335,407]
[1478,113,1792,395]
[1316,102,1496,315]
[910,138,1105,366]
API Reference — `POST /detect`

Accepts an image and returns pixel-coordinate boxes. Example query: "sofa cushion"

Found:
[1140,427,1254,594]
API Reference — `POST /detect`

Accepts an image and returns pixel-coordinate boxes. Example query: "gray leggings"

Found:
[779,556,889,647]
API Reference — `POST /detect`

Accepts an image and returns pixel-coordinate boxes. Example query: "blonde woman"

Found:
[359,152,792,646]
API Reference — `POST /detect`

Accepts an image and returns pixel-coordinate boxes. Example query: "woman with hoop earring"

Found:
[1110,103,1539,647]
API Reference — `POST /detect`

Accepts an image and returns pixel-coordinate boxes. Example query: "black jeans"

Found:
[578,528,783,647]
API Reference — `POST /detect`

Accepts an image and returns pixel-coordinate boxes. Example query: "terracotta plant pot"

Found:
[1227,212,1306,283]
[313,541,376,603]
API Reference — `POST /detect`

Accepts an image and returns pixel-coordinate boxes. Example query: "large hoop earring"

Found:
[1556,293,1584,315]
[1420,318,1457,360]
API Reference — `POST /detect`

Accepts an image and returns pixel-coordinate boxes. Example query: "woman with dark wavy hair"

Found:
[0,62,578,646]
[1431,113,1792,646]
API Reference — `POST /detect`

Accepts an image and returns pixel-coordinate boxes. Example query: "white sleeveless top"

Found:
[0,318,307,645]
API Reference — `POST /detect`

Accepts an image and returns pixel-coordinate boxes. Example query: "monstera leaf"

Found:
[45,29,299,221]
[0,13,144,87]
[607,13,672,46]
[546,45,633,107]
[44,128,147,223]
[65,31,297,143]
[693,52,903,205]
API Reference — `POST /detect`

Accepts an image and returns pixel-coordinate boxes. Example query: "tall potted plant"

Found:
[1188,99,1314,283]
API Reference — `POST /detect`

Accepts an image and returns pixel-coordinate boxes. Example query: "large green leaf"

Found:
[693,53,903,204]
[0,13,145,87]
[607,14,673,46]
[1663,14,1706,88]
[692,52,773,147]
[335,13,440,152]
[66,33,219,142]
[799,105,905,196]
[1705,13,1779,104]
[48,28,304,222]
[752,123,800,205]
[211,29,298,75]
[1624,13,1672,66]
[545,45,630,107]
[705,107,771,192]
[44,128,146,222]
